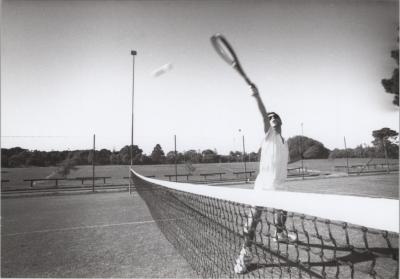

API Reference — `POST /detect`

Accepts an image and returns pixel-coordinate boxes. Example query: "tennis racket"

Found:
[210,33,255,88]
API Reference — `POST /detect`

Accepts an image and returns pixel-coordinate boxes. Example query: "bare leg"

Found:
[275,210,287,233]
[235,206,261,273]
[243,206,262,247]
[274,210,297,242]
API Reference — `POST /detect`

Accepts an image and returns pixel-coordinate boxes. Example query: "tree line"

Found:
[381,38,398,106]
[329,128,398,159]
[1,128,398,168]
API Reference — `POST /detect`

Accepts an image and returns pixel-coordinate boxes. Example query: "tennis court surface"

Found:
[2,171,398,278]
[1,192,197,278]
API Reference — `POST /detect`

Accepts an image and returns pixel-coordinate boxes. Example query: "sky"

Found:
[1,0,399,155]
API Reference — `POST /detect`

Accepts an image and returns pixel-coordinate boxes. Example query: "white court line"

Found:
[3,218,179,237]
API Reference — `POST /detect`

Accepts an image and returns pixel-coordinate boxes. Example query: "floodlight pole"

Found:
[129,50,137,194]
[301,123,304,179]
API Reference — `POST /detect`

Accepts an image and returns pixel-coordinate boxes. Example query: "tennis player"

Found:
[234,85,296,274]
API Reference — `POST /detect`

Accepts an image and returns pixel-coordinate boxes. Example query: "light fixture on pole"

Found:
[129,50,137,195]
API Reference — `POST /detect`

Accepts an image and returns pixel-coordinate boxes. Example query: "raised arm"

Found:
[250,84,270,133]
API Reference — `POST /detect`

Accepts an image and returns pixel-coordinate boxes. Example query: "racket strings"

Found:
[211,33,253,87]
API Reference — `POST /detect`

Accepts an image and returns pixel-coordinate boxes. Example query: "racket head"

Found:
[210,33,253,86]
[210,33,239,67]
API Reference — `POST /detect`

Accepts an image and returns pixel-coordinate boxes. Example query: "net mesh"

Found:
[130,169,398,279]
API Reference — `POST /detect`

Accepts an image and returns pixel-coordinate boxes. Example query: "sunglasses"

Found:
[268,114,280,120]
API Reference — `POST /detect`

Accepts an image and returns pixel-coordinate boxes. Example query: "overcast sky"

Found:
[2,0,398,155]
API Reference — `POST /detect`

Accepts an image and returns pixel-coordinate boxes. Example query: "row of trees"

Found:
[0,145,256,168]
[381,40,398,106]
[1,136,329,168]
[330,128,399,159]
[2,128,398,168]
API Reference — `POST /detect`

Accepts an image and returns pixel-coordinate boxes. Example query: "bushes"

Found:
[287,136,330,161]
[3,129,397,168]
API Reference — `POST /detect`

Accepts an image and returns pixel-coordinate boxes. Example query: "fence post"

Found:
[242,134,248,182]
[174,135,178,182]
[344,136,349,174]
[92,134,95,192]
[383,140,390,173]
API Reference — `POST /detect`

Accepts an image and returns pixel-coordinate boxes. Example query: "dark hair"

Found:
[267,112,281,121]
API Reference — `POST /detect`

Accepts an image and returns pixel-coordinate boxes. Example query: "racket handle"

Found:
[232,63,252,86]
[250,84,259,96]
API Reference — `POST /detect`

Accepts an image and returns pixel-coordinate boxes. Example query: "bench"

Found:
[199,172,225,180]
[287,167,308,177]
[287,167,304,173]
[24,177,111,187]
[372,163,399,168]
[336,163,399,172]
[74,176,111,184]
[287,167,302,170]
[164,174,191,181]
[233,171,255,178]
[334,165,348,170]
[24,178,64,188]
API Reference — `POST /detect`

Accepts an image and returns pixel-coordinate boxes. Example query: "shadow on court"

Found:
[1,192,198,278]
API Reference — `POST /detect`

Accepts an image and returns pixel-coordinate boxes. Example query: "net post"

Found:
[129,168,132,195]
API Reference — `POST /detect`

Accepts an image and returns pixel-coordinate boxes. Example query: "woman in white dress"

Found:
[234,85,295,274]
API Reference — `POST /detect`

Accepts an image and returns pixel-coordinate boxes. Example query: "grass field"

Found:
[1,158,398,191]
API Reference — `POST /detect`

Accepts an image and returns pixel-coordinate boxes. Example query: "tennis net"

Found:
[130,168,398,278]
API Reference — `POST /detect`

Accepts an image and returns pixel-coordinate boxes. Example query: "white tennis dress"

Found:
[254,129,289,191]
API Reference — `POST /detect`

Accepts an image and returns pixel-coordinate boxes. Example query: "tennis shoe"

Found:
[234,246,252,274]
[272,232,297,242]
